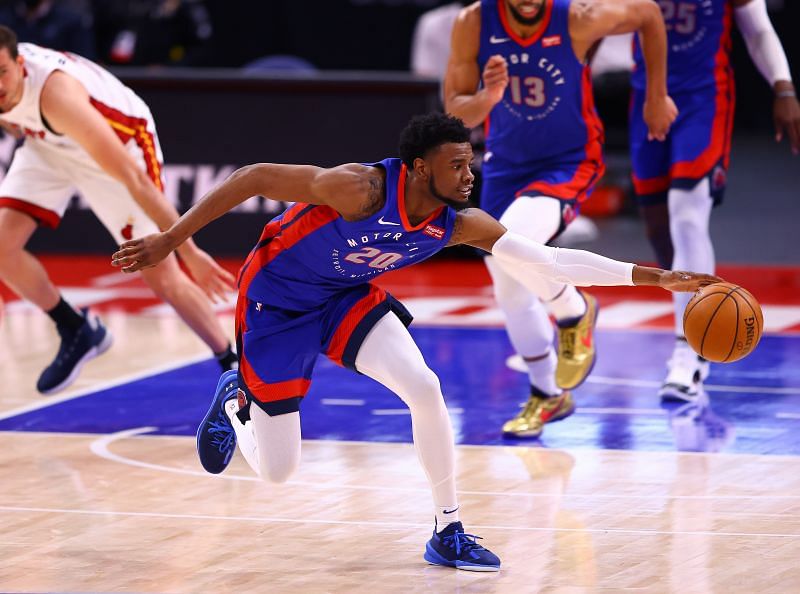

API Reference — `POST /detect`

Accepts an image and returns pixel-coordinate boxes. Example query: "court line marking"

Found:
[0,352,213,422]
[505,356,800,395]
[0,504,797,539]
[88,428,800,500]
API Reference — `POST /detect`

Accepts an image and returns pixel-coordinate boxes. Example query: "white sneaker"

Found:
[659,342,710,403]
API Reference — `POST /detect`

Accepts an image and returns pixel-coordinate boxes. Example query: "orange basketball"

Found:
[683,282,763,363]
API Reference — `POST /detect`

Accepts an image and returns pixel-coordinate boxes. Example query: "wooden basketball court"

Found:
[2,258,800,592]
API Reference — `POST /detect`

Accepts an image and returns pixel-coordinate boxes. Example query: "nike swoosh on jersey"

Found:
[490,35,510,44]
[378,216,400,226]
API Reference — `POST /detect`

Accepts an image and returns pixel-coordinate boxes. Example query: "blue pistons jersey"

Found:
[477,0,603,165]
[237,158,457,311]
[632,0,734,92]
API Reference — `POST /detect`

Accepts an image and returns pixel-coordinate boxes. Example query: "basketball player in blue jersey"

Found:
[444,0,677,438]
[112,113,718,571]
[630,0,800,402]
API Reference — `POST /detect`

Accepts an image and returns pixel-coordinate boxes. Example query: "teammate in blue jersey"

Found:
[111,113,718,570]
[444,0,677,438]
[630,0,800,402]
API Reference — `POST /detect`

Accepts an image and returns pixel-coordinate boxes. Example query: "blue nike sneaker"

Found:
[424,521,501,571]
[37,308,113,394]
[196,369,240,474]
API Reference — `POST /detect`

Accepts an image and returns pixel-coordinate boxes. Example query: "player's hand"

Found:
[660,270,723,292]
[482,55,509,106]
[773,91,800,155]
[112,232,175,273]
[177,246,236,303]
[643,95,678,141]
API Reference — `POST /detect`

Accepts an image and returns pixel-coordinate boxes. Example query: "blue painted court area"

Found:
[3,327,800,455]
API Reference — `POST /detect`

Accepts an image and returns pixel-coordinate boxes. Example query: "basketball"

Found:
[683,282,763,363]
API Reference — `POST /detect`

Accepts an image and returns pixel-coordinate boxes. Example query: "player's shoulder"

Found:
[315,163,386,220]
[456,1,482,27]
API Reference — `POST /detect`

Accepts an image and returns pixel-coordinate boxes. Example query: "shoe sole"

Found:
[423,546,500,572]
[39,330,114,395]
[196,369,239,474]
[557,296,599,391]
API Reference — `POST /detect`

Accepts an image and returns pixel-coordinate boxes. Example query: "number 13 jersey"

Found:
[477,0,603,166]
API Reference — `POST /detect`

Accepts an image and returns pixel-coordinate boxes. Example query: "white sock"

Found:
[225,398,260,475]
[436,505,460,531]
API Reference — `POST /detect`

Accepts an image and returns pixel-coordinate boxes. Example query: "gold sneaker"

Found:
[502,391,575,438]
[556,291,599,390]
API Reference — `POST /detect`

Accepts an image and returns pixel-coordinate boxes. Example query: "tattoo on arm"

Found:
[446,210,467,247]
[360,175,385,217]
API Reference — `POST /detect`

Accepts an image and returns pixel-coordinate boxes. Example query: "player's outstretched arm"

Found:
[112,163,372,273]
[448,208,721,292]
[570,0,676,141]
[733,0,800,154]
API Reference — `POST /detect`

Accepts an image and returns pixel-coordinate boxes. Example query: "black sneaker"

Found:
[36,309,113,394]
[423,521,501,571]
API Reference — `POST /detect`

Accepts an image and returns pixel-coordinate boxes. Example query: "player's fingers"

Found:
[788,119,800,154]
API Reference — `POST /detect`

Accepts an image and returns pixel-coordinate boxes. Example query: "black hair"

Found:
[398,112,470,167]
[0,26,18,59]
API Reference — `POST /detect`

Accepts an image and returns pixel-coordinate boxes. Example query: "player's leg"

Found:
[352,310,500,571]
[196,297,316,480]
[78,171,236,370]
[138,259,234,368]
[0,147,112,393]
[660,86,732,401]
[484,256,574,438]
[494,196,598,391]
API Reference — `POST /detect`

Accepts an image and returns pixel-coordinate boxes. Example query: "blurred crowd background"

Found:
[1,0,797,262]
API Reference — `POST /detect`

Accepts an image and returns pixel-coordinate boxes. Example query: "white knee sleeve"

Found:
[228,403,301,484]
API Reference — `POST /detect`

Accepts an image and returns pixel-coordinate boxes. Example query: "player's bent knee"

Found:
[258,457,299,484]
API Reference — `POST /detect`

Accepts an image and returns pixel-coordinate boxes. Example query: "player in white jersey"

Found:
[0,26,237,394]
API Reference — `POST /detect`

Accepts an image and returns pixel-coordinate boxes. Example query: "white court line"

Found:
[88,428,800,500]
[0,352,213,422]
[505,356,800,395]
[0,504,797,539]
[320,398,365,406]
[371,408,464,416]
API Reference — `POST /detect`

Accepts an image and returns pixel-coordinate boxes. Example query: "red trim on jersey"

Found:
[89,98,164,191]
[669,4,734,180]
[238,206,339,296]
[398,163,444,231]
[326,284,387,366]
[234,294,312,402]
[497,0,554,48]
[632,174,671,196]
[517,67,605,202]
[0,197,60,228]
[241,364,312,403]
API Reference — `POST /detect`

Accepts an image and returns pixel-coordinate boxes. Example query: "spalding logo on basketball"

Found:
[683,282,763,363]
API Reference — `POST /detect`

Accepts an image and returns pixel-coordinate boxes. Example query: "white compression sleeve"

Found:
[492,232,635,287]
[734,0,792,86]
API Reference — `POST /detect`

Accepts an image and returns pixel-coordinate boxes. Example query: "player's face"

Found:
[426,142,475,210]
[0,48,24,113]
[506,0,547,26]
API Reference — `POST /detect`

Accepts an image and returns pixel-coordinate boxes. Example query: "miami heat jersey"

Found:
[0,43,163,173]
[238,158,457,311]
[477,0,602,165]
[632,0,734,92]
